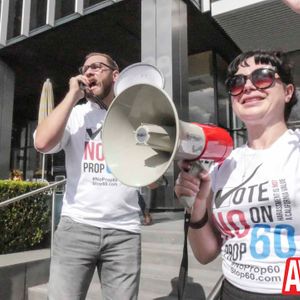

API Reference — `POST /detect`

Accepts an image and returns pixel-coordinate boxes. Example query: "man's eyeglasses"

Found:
[79,62,115,75]
[225,68,280,96]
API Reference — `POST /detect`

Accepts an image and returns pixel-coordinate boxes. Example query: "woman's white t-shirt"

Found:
[211,129,300,293]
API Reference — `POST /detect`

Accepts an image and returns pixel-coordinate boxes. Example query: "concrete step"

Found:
[139,260,222,298]
[28,212,222,300]
[141,241,221,270]
[28,264,221,300]
[0,249,50,300]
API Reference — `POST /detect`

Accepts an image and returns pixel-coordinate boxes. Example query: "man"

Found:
[34,53,141,300]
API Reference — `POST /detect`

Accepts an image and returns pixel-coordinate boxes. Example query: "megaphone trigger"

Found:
[178,160,212,208]
[148,174,169,189]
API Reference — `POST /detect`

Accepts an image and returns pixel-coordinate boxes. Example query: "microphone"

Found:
[79,82,107,110]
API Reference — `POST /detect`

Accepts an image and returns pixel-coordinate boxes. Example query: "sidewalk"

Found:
[1,212,222,300]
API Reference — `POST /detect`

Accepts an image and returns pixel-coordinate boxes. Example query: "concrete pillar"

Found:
[141,0,188,208]
[0,59,15,179]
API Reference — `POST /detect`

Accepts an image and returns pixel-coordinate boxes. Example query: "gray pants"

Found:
[48,217,141,300]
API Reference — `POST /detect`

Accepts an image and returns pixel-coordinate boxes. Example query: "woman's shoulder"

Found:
[285,129,300,144]
[226,144,246,160]
[210,145,245,173]
[293,128,300,138]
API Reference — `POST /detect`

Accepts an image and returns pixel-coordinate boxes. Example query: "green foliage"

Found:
[0,180,51,254]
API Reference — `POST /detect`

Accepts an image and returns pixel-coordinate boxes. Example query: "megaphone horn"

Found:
[102,83,233,205]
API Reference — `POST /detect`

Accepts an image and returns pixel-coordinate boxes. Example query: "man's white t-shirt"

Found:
[35,101,141,233]
[211,129,300,293]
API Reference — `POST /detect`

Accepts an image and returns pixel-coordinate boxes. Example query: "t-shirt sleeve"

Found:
[33,122,71,154]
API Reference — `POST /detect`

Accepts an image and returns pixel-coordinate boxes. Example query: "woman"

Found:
[175,50,300,299]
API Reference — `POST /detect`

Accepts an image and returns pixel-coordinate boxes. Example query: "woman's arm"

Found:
[188,189,222,264]
[175,163,222,264]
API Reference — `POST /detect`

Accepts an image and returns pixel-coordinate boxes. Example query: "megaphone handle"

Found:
[154,175,168,187]
[179,161,206,208]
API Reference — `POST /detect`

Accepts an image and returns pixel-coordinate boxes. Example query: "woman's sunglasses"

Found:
[225,68,279,96]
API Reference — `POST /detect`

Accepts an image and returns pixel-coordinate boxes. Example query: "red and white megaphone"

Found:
[102,63,233,207]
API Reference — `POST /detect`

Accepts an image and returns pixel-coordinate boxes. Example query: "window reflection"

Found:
[289,88,300,123]
[7,0,23,40]
[55,0,75,20]
[215,54,230,128]
[84,0,106,8]
[188,51,215,124]
[30,0,47,30]
[216,53,247,146]
[288,51,300,125]
[188,51,248,147]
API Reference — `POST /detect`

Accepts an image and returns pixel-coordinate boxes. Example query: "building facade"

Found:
[0,0,299,208]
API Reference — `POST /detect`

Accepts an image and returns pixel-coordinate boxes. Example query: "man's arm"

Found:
[282,0,300,13]
[35,76,85,152]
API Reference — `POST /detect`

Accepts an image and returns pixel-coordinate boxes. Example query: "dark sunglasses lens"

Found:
[252,69,275,89]
[228,75,245,96]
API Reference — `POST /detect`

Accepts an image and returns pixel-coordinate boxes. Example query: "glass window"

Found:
[188,51,215,124]
[7,0,23,40]
[84,0,106,8]
[288,51,300,127]
[55,0,75,20]
[188,51,247,147]
[216,54,247,146]
[30,0,47,30]
[215,53,247,146]
[215,53,230,128]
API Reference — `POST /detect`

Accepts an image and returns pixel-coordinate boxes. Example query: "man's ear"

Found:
[112,70,119,82]
[285,83,294,103]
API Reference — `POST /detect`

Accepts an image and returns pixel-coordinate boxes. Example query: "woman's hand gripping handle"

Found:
[175,160,212,210]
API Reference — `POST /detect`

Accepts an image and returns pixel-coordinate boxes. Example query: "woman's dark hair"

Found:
[227,50,298,121]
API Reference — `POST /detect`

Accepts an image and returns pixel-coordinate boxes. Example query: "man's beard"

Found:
[86,83,112,110]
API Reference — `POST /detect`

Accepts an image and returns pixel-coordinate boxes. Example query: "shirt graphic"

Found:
[211,130,300,293]
[83,124,117,187]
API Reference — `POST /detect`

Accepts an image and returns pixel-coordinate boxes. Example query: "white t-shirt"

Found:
[211,129,300,293]
[35,101,141,233]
